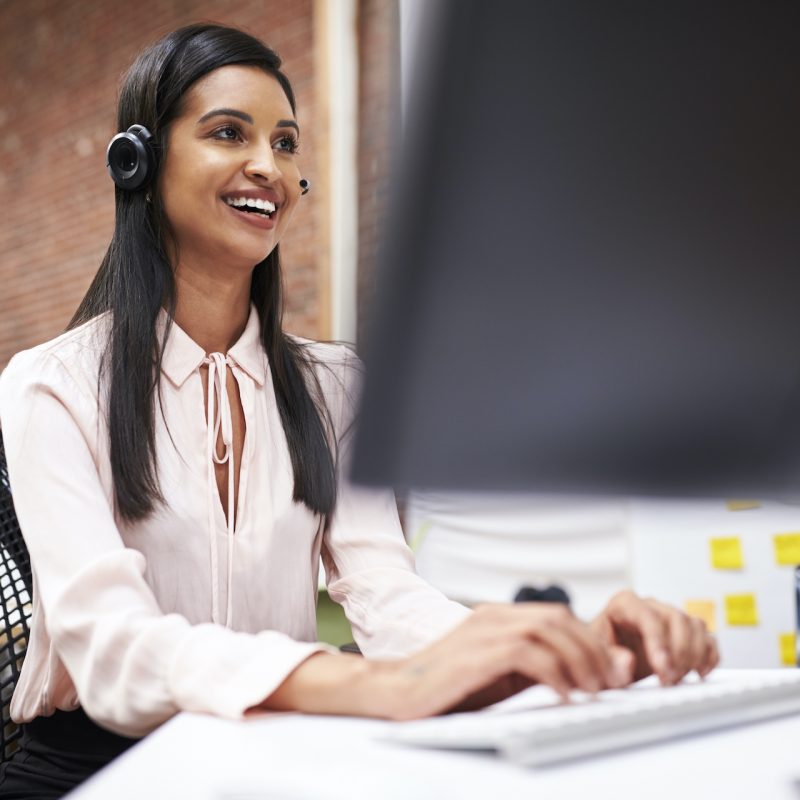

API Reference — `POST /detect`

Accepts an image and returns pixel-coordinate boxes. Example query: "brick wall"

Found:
[0,0,397,367]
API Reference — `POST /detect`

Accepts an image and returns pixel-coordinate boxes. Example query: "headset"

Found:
[106,125,155,191]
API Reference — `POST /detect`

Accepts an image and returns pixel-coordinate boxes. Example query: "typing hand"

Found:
[590,590,720,686]
[381,602,634,719]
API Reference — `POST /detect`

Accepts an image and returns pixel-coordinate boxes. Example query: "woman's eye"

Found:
[212,125,242,141]
[274,135,300,154]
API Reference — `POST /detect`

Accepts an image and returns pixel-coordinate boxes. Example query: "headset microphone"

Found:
[106,125,155,190]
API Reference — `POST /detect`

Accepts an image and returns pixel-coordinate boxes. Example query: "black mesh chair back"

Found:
[0,431,32,760]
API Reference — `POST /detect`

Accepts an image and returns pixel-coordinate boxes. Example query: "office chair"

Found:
[0,431,32,760]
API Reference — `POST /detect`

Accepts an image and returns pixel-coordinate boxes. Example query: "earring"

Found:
[299,178,310,196]
[145,191,152,204]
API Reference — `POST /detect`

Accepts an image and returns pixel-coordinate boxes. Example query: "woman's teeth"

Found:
[225,197,276,216]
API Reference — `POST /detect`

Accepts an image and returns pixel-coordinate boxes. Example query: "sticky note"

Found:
[780,633,797,667]
[684,599,716,633]
[725,500,761,512]
[710,536,744,569]
[724,593,758,626]
[774,533,800,566]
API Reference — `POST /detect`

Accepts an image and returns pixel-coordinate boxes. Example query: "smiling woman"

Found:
[0,21,717,800]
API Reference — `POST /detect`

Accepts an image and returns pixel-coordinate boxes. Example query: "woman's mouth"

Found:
[222,196,277,230]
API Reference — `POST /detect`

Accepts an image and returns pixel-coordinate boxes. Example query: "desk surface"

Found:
[69,672,800,800]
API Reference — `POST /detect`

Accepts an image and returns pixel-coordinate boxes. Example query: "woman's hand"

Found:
[378,602,635,719]
[590,590,719,685]
[264,602,634,720]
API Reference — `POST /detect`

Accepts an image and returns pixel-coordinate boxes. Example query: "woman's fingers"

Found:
[603,593,720,684]
[601,591,674,683]
[525,619,604,693]
[553,610,622,689]
[648,600,719,682]
[686,614,712,677]
[701,631,721,677]
[471,603,618,693]
[608,645,636,687]
[679,612,719,679]
[658,602,695,681]
[500,603,619,691]
[505,641,573,700]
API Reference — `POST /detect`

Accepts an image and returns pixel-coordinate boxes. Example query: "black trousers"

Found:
[0,709,139,799]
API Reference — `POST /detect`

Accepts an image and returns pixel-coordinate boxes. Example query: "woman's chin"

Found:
[236,235,278,262]
[225,242,278,269]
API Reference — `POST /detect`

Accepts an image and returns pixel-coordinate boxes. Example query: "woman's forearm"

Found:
[257,652,400,718]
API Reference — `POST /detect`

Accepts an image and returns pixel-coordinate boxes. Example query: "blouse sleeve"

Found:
[321,349,471,659]
[0,349,332,737]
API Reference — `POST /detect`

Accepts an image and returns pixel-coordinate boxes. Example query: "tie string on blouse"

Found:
[204,352,237,628]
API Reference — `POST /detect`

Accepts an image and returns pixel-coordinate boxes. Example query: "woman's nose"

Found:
[243,142,280,182]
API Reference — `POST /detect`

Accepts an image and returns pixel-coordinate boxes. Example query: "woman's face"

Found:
[158,65,302,273]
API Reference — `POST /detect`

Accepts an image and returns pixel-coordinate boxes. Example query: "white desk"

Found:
[68,675,800,800]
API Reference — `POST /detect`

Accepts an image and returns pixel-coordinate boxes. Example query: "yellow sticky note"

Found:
[710,536,744,569]
[725,500,761,512]
[774,533,800,566]
[684,599,717,633]
[724,593,759,626]
[780,633,797,667]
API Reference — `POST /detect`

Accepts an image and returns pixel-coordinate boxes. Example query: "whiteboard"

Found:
[630,498,799,668]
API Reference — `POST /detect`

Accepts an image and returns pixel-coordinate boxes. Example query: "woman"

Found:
[0,23,717,797]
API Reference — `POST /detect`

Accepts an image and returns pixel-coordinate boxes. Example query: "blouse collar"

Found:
[158,304,267,388]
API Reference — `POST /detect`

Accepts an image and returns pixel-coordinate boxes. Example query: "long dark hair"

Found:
[70,23,337,523]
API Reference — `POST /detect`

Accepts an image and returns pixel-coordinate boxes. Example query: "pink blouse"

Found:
[0,307,469,737]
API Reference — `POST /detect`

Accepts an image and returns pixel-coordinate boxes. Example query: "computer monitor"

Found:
[351,0,800,498]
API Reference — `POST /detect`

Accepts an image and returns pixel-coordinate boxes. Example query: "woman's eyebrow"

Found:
[276,119,300,133]
[196,108,299,133]
[197,107,253,125]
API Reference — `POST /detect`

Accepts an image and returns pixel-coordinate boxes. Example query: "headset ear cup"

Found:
[106,125,155,191]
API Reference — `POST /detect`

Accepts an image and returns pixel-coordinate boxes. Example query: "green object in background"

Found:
[316,589,353,647]
[409,519,432,554]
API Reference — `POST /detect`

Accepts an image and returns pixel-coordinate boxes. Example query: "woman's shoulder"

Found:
[1,313,111,390]
[285,334,364,420]
[286,334,362,380]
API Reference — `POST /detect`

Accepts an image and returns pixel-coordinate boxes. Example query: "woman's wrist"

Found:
[258,651,402,718]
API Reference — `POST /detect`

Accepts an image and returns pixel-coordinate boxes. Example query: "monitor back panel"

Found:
[352,0,800,497]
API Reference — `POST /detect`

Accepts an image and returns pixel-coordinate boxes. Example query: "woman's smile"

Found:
[221,187,283,230]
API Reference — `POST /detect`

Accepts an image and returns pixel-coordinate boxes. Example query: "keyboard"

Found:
[380,669,800,767]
